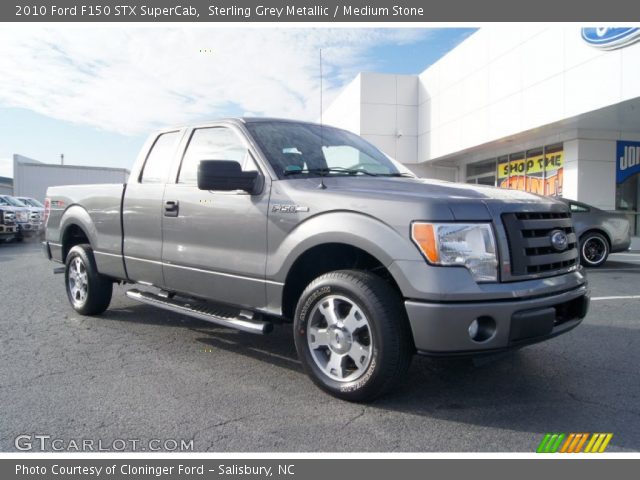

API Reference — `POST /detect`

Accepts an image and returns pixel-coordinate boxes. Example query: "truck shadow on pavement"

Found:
[196,321,640,452]
[102,303,640,451]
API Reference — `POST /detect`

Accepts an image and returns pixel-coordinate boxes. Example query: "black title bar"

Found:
[4,0,640,22]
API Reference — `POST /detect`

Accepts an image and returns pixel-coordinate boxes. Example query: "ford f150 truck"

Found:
[0,206,17,242]
[44,118,589,401]
[0,195,41,241]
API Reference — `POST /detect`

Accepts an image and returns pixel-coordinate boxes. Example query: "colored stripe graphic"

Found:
[538,433,613,453]
[536,433,565,453]
[536,433,552,453]
[559,433,589,453]
[584,433,613,453]
[560,433,576,453]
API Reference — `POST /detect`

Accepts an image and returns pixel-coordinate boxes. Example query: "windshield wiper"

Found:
[376,172,416,178]
[283,167,378,177]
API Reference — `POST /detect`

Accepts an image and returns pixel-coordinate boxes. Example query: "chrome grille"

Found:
[1,211,16,225]
[502,211,579,278]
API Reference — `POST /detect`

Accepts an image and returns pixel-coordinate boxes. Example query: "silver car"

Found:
[560,198,631,267]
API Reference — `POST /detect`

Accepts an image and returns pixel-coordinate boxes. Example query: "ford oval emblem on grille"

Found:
[550,230,568,251]
[581,28,640,50]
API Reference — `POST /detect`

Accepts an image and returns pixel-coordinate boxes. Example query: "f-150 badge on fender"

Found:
[271,204,309,213]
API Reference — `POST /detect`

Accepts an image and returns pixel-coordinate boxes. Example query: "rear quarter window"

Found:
[570,202,590,213]
[140,131,181,184]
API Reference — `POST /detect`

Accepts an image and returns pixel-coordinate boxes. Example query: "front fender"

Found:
[266,211,421,284]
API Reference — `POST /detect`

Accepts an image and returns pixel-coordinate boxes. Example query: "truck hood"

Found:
[287,176,560,205]
[279,176,566,225]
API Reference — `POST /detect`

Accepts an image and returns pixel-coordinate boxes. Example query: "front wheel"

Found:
[580,232,609,267]
[294,270,413,402]
[65,244,113,315]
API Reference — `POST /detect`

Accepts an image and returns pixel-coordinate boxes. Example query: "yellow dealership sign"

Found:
[497,150,564,196]
[497,151,563,179]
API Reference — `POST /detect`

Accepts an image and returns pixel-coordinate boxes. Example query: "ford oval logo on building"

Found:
[581,28,640,50]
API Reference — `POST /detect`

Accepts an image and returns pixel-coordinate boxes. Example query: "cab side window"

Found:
[179,127,252,184]
[140,131,180,184]
[570,202,589,213]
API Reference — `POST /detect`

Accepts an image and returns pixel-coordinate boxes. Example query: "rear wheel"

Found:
[65,244,113,315]
[294,270,413,402]
[580,232,609,267]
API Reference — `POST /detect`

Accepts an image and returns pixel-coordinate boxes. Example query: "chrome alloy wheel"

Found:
[68,257,89,307]
[306,295,373,382]
[582,236,607,265]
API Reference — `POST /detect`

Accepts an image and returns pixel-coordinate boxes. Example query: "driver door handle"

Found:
[164,200,179,217]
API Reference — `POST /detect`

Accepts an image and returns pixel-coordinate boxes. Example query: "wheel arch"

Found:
[281,242,404,321]
[59,206,97,261]
[269,212,420,319]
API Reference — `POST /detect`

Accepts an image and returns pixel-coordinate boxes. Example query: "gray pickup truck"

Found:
[44,118,589,401]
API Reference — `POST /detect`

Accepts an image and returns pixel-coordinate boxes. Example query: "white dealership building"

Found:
[324,26,640,236]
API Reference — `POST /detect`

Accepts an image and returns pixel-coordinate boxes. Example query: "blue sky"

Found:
[0,27,475,177]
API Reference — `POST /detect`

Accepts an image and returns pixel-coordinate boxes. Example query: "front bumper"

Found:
[406,284,589,355]
[17,223,38,236]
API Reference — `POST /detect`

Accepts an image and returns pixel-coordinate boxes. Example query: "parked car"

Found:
[559,199,631,267]
[0,195,40,241]
[0,206,17,243]
[43,118,589,401]
[16,196,45,235]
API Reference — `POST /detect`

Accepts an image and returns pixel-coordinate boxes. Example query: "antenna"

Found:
[319,48,323,128]
[318,48,326,190]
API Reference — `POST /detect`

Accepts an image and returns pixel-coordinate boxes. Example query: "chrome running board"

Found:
[125,289,272,335]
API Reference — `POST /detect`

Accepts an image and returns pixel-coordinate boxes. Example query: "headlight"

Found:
[411,222,498,282]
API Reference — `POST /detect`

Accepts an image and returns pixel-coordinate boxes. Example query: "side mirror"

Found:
[197,160,259,194]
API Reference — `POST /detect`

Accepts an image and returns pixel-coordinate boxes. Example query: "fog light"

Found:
[468,316,496,342]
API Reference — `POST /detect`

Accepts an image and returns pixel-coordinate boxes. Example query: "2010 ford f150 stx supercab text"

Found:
[44,118,589,401]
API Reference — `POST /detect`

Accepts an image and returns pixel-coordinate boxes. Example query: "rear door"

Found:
[161,125,270,310]
[122,130,183,287]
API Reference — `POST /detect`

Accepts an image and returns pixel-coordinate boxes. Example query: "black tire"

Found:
[579,232,609,267]
[293,270,413,402]
[65,244,113,315]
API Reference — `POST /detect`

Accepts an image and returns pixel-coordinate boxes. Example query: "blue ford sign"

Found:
[582,28,640,50]
[617,141,640,184]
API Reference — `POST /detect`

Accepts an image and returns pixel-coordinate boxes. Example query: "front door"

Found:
[161,126,270,310]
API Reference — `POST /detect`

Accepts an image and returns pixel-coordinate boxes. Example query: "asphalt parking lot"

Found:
[1,242,639,452]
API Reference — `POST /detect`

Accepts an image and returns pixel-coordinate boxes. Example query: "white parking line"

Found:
[593,268,640,272]
[592,295,640,301]
[610,253,640,260]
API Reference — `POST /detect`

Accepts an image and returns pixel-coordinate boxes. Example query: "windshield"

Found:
[2,196,27,207]
[20,198,44,208]
[245,121,415,179]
